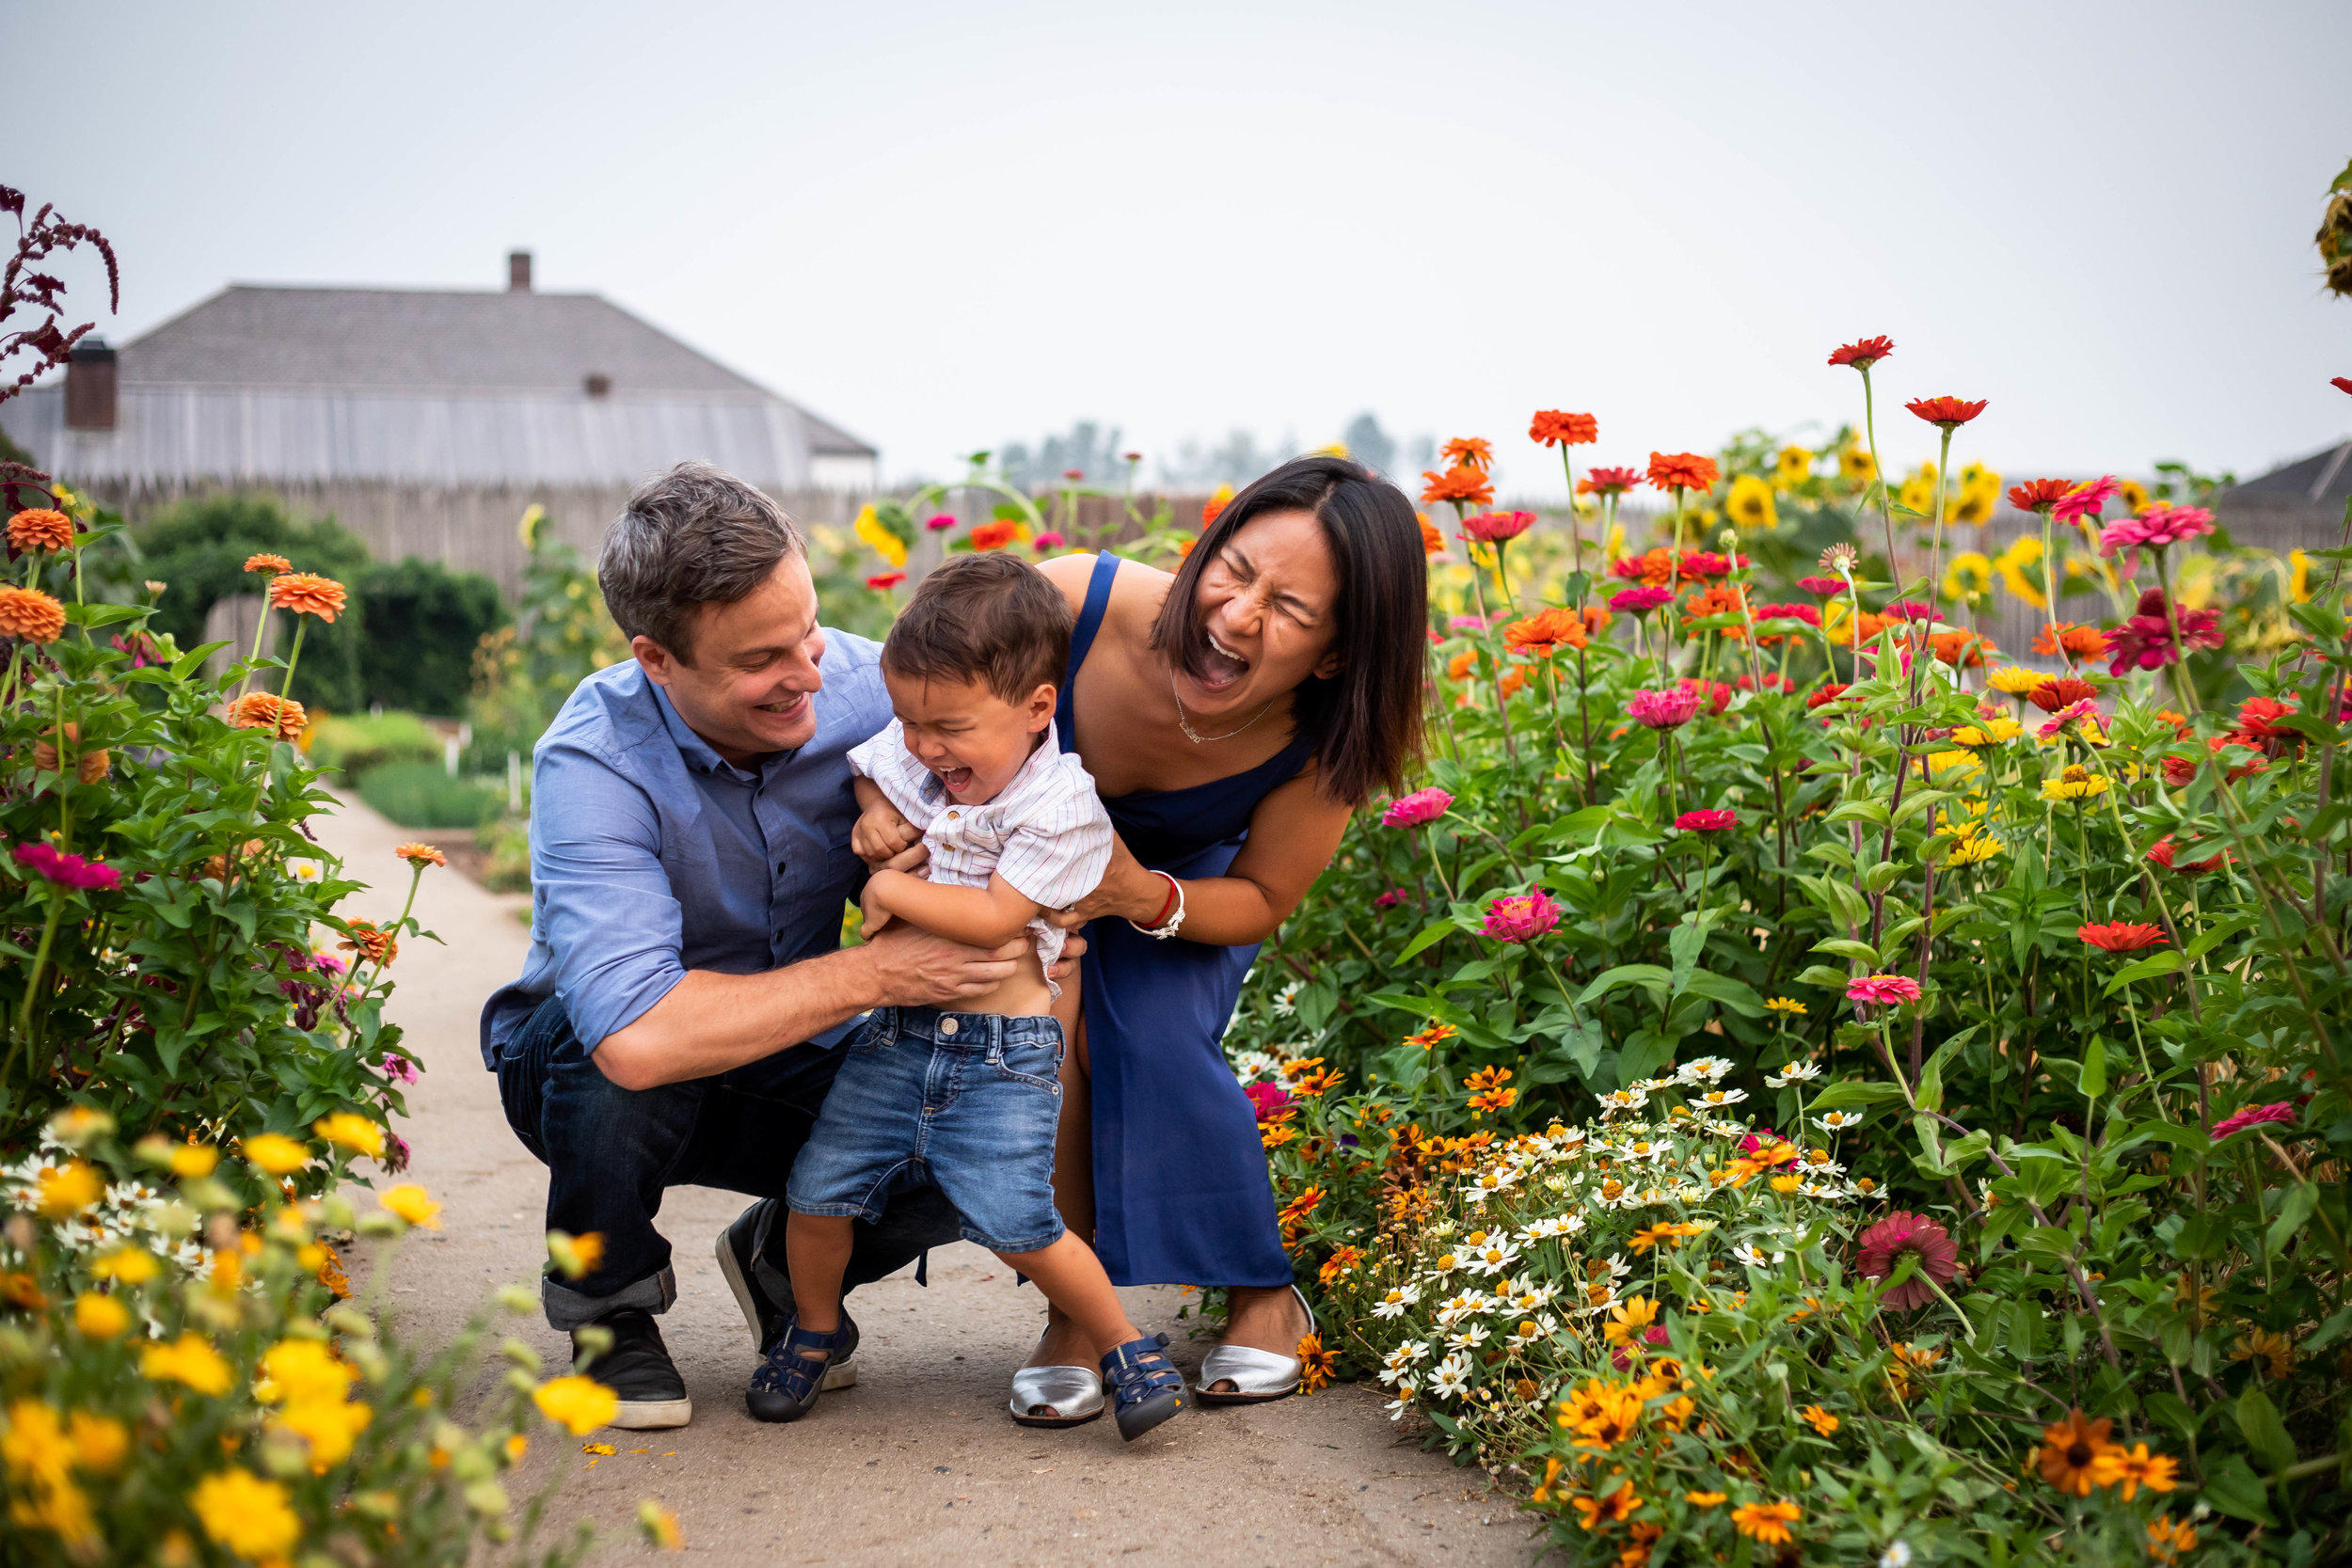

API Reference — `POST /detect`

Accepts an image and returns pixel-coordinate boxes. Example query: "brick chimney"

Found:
[508,250,532,292]
[63,338,117,430]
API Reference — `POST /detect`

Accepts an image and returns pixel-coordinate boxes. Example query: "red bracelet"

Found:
[1144,871,1180,927]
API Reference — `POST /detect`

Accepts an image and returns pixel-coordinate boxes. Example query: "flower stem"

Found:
[278,615,310,702]
[2153,549,2201,715]
[13,892,67,1043]
[1860,364,1898,579]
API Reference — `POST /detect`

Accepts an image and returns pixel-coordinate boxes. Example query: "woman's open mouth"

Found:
[1191,633,1251,694]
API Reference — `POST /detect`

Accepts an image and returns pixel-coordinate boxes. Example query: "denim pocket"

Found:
[992,1032,1063,1093]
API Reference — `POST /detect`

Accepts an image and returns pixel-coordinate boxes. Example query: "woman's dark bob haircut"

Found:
[1151,454,1427,809]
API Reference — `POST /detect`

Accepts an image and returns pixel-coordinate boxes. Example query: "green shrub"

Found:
[479,816,532,894]
[306,710,442,780]
[357,762,502,831]
[356,558,507,716]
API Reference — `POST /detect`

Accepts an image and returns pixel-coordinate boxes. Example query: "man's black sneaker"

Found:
[572,1308,691,1430]
[716,1200,857,1390]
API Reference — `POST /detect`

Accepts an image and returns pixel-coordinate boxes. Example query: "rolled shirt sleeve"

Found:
[527,740,691,1052]
[994,755,1114,912]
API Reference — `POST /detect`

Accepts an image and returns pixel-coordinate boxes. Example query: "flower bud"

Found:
[495,1284,538,1315]
[501,1338,543,1372]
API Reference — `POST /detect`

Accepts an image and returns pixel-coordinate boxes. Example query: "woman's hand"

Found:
[852,795,925,871]
[1045,832,1167,928]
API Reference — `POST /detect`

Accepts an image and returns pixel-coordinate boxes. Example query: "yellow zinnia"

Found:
[168,1144,219,1178]
[1986,666,2043,696]
[312,1113,385,1159]
[92,1247,161,1285]
[243,1132,310,1176]
[852,504,908,569]
[1764,996,1807,1016]
[72,1293,130,1339]
[35,1162,103,1219]
[532,1374,619,1435]
[379,1183,442,1229]
[190,1468,301,1558]
[141,1333,234,1396]
[2042,767,2110,802]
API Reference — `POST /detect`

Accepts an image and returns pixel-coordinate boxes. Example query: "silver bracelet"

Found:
[1127,872,1186,940]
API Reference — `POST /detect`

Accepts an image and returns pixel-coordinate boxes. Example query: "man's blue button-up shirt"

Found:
[478,632,889,1077]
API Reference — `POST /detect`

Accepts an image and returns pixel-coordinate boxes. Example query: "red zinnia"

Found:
[1827,335,1895,370]
[1460,510,1535,544]
[1805,682,1851,710]
[1846,974,1921,1006]
[1905,396,1988,429]
[1646,451,1720,494]
[1795,575,1847,597]
[1579,466,1641,497]
[2027,677,2099,713]
[1854,1212,1959,1309]
[2334,377,2352,396]
[865,572,906,590]
[2231,695,2298,744]
[1676,809,1737,832]
[1677,676,1731,716]
[969,520,1020,551]
[1529,410,1597,447]
[2145,837,2225,875]
[2079,921,2167,953]
[2007,478,2073,514]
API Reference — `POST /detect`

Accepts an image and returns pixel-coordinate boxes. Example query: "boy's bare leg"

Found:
[1001,1230,1139,1361]
[784,1212,856,1337]
[1029,1009,1099,1380]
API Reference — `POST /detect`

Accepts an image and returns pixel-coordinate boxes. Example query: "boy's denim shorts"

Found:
[786,1006,1067,1255]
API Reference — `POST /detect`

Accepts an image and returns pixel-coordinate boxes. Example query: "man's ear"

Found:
[1025,682,1058,732]
[632,634,678,688]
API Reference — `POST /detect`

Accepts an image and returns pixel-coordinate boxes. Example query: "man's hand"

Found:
[851,796,925,869]
[865,925,1024,1006]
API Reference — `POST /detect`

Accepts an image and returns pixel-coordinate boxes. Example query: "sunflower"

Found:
[1838,445,1878,483]
[1942,551,1995,604]
[2037,1409,2120,1497]
[1773,446,1813,490]
[1724,474,1776,530]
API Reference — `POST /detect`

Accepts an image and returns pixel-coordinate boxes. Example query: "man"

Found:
[482,461,1062,1428]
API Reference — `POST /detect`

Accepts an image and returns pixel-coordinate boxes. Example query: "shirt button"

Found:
[939,1018,959,1036]
[946,810,960,821]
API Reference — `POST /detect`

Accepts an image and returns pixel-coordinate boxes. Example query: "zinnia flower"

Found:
[2145,836,2224,874]
[1030,532,1067,554]
[1420,464,1494,508]
[1382,787,1454,829]
[1827,335,1894,369]
[2036,697,2103,738]
[1244,1082,1295,1122]
[13,842,119,892]
[2026,676,2099,713]
[1795,575,1846,597]
[1846,974,1921,1006]
[1645,451,1720,494]
[2032,622,2108,660]
[1460,510,1535,544]
[1677,676,1731,716]
[395,843,447,868]
[2079,921,2166,953]
[1627,686,1702,730]
[266,572,347,622]
[924,513,956,531]
[1503,608,1587,652]
[243,552,293,575]
[866,572,906,590]
[2212,1101,2296,1140]
[1856,1212,1961,1307]
[338,920,398,967]
[2052,476,2121,524]
[1609,586,1675,615]
[2006,478,2072,514]
[1529,410,1597,447]
[969,519,1019,551]
[1805,682,1851,709]
[229,691,309,740]
[1905,396,1988,428]
[1200,484,1234,529]
[1675,809,1736,832]
[2106,588,2222,675]
[2038,1410,2121,1497]
[0,584,68,643]
[1731,1499,1803,1546]
[7,508,73,553]
[1579,466,1640,496]
[1480,889,1560,943]
[2099,505,2214,555]
[1440,436,1495,472]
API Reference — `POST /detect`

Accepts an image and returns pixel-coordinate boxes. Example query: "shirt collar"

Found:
[651,683,797,783]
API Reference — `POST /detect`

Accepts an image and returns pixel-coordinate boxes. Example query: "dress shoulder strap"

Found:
[1057,553,1121,752]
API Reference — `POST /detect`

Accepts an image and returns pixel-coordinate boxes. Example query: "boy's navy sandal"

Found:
[745,1316,858,1423]
[714,1203,856,1392]
[1099,1333,1186,1442]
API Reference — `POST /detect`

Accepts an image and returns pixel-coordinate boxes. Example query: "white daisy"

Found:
[1371,1284,1420,1320]
[1678,1055,1734,1085]
[1818,1110,1866,1131]
[1766,1061,1823,1087]
[1271,979,1302,1016]
[1446,1323,1491,1351]
[1384,1392,1416,1421]
[1463,1239,1521,1276]
[1427,1356,1471,1400]
[1596,1086,1649,1116]
[1695,1087,1749,1108]
[1465,1166,1519,1196]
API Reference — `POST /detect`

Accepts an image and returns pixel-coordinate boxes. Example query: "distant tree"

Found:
[355,557,507,716]
[1000,420,1127,492]
[1403,433,1438,477]
[1342,413,1397,477]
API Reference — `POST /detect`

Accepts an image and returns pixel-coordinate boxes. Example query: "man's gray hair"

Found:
[598,461,804,661]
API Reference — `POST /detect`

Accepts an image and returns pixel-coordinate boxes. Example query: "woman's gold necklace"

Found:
[1169,664,1274,745]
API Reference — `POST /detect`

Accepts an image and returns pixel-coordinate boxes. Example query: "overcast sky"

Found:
[8,0,2350,498]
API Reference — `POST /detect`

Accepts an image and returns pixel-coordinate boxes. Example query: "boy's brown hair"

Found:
[881,552,1073,704]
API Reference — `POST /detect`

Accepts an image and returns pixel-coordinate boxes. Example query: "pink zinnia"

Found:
[1030,531,1067,553]
[1737,1129,1781,1155]
[13,842,119,892]
[1854,1212,1960,1309]
[2052,476,2121,525]
[1754,603,1821,627]
[1883,600,1935,624]
[379,1053,421,1085]
[1796,576,1847,597]
[1448,614,1488,631]
[1677,677,1731,716]
[1480,889,1561,943]
[1382,787,1454,829]
[1460,510,1535,544]
[1846,974,1922,1007]
[2036,698,2104,738]
[1244,1081,1295,1122]
[1676,809,1737,832]
[925,513,957,531]
[1628,686,1703,730]
[2106,588,2223,675]
[2212,1101,2297,1141]
[1373,887,1407,910]
[1610,586,1676,615]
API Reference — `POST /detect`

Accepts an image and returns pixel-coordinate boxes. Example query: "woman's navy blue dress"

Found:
[1056,552,1304,1290]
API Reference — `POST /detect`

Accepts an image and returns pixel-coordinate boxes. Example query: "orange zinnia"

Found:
[0,585,68,644]
[267,572,348,623]
[969,520,1019,552]
[228,691,310,740]
[1528,410,1597,447]
[1420,464,1494,508]
[1418,515,1444,554]
[6,508,74,553]
[2007,478,2072,514]
[243,552,293,576]
[1682,584,1746,635]
[2033,622,2108,659]
[338,920,399,968]
[1503,607,1588,653]
[1905,395,1988,429]
[1930,629,1994,667]
[1440,436,1494,472]
[1645,451,1719,494]
[395,843,448,869]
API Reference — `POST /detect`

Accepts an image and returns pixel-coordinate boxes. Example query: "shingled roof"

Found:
[0,281,874,490]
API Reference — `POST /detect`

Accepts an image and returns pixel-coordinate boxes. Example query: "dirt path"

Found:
[314,791,1539,1566]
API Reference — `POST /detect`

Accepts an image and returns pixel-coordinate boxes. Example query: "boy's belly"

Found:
[960,968,1053,1020]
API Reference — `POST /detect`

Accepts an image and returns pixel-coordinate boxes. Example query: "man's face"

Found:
[633,553,826,766]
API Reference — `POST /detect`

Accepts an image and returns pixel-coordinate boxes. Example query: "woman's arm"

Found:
[865,867,1043,949]
[1053,769,1350,947]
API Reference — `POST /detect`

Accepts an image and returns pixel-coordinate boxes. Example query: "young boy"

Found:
[753,553,1186,1441]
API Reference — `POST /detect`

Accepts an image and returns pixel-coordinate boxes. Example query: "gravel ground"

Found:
[313,790,1543,1567]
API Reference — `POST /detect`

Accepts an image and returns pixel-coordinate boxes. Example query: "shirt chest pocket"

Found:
[930,811,1008,865]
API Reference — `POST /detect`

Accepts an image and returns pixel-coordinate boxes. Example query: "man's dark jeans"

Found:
[495,994,961,1330]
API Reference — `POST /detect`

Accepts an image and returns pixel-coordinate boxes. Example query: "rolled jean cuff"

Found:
[542,1264,676,1331]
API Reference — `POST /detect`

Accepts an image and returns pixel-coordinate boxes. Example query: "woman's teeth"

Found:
[1199,635,1249,687]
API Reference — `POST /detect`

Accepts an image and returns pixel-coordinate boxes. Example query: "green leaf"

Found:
[1667,919,1712,995]
[2079,1036,2106,1099]
[2200,1453,2276,1524]
[172,641,233,682]
[1811,937,1883,966]
[2235,1385,2298,1473]
[2188,915,2256,961]
[2304,1304,2352,1354]
[2104,949,2183,993]
[1397,920,1455,961]
[1575,964,1674,1009]
[1679,971,1766,1017]
[1825,800,1890,827]
[2266,1180,2319,1258]
[1806,1080,1907,1113]
[1792,964,1851,989]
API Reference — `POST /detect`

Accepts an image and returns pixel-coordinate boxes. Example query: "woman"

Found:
[853,454,1425,1421]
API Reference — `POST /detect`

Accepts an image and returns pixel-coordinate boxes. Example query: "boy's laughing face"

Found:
[883,668,1056,807]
